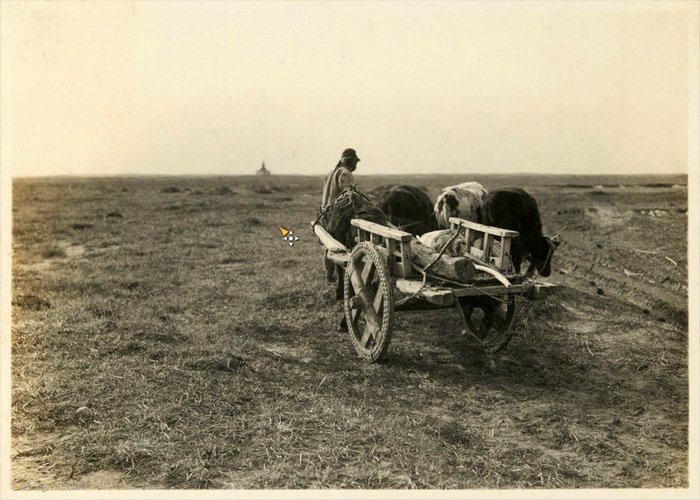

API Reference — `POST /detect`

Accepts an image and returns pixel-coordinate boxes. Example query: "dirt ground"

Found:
[9,174,689,490]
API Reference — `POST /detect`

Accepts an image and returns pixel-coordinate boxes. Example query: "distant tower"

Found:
[256,161,271,176]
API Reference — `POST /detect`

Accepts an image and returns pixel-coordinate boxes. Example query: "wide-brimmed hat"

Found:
[341,148,360,162]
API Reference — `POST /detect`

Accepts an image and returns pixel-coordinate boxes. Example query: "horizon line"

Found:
[9,171,689,179]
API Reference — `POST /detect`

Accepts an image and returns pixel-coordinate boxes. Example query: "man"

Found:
[321,148,360,210]
[320,148,360,283]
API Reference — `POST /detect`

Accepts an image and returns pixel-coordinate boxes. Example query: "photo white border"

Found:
[1,1,698,499]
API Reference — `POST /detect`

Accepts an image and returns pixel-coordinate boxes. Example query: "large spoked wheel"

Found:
[459,294,518,354]
[344,242,394,362]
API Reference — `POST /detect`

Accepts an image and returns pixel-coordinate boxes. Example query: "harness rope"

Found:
[312,184,375,231]
[387,211,435,232]
[538,238,556,276]
[312,186,353,230]
[394,229,461,307]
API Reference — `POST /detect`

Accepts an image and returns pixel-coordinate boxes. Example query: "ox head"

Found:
[434,192,460,229]
[531,234,561,277]
[434,187,485,229]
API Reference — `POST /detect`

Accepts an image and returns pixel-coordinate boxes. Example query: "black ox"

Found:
[375,184,438,236]
[321,190,387,300]
[481,187,560,277]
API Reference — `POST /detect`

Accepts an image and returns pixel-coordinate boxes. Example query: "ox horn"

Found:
[549,224,567,242]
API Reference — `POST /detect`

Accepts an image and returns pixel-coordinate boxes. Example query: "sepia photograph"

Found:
[1,1,698,498]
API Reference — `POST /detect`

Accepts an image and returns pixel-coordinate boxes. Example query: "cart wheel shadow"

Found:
[381,285,671,397]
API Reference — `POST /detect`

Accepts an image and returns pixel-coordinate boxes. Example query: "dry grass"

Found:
[11,174,688,489]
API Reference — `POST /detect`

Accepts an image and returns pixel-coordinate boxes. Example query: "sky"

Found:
[1,0,696,177]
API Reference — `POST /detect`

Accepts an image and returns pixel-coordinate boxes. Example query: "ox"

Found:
[320,189,387,300]
[480,187,559,277]
[376,184,438,236]
[434,182,488,229]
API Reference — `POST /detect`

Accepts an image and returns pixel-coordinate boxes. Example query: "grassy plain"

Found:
[11,173,688,489]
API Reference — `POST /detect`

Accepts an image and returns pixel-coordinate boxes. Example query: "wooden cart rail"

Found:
[311,218,414,276]
[449,217,519,272]
[352,217,525,281]
[351,219,414,277]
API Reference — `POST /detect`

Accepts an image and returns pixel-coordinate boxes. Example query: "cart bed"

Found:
[312,215,558,361]
[395,278,556,306]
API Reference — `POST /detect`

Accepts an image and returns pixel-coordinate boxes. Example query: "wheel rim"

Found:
[344,242,394,362]
[460,295,518,353]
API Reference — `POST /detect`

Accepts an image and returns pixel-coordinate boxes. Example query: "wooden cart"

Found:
[312,216,557,362]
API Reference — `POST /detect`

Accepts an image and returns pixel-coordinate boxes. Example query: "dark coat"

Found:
[481,187,555,277]
[324,191,387,248]
[376,184,438,236]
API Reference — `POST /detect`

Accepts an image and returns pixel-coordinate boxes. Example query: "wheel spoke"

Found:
[360,257,375,286]
[349,305,360,324]
[360,325,376,347]
[361,300,382,334]
[349,267,366,292]
[373,286,384,312]
[350,283,382,338]
[355,283,380,315]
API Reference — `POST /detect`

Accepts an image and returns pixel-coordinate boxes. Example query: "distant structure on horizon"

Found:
[256,161,271,176]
